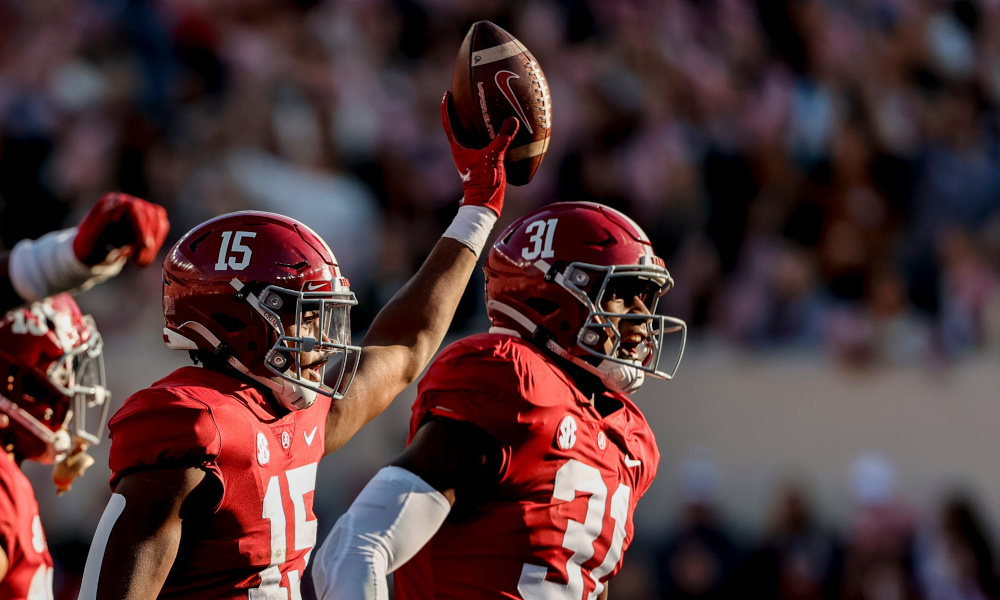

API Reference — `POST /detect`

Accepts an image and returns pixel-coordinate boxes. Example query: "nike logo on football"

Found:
[307,282,327,291]
[460,169,472,182]
[304,427,318,446]
[495,70,533,134]
[624,455,642,468]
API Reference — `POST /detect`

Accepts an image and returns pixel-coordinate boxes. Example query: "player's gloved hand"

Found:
[72,193,170,267]
[52,442,95,495]
[441,91,519,217]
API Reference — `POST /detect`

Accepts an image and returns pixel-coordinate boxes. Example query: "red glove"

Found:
[441,91,519,217]
[73,193,170,267]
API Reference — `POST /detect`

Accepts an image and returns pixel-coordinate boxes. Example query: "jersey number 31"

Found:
[518,459,631,600]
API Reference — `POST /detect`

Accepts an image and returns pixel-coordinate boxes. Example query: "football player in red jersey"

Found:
[0,192,170,312]
[310,201,688,600]
[77,97,519,600]
[0,293,111,600]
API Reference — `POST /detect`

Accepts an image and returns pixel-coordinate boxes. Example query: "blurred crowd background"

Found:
[5,0,1000,598]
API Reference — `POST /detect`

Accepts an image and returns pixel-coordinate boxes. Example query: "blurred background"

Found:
[5,0,1000,598]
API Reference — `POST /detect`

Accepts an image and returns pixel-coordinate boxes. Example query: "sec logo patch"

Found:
[557,415,577,450]
[256,431,270,465]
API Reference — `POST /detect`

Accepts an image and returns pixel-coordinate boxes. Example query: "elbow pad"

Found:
[311,466,451,600]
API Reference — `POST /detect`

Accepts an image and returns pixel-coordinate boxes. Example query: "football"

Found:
[450,21,552,186]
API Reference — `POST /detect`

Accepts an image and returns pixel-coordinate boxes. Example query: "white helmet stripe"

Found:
[486,301,539,335]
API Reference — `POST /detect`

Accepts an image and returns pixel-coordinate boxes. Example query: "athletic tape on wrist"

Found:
[442,205,498,257]
[9,228,126,302]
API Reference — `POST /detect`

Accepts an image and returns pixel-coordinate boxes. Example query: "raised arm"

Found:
[0,193,169,312]
[323,96,518,454]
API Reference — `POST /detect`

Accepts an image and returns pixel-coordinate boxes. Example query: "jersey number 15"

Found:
[250,463,318,600]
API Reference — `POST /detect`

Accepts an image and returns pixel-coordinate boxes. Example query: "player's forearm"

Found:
[361,237,479,387]
[0,194,169,311]
[4,227,127,307]
[325,237,480,453]
[311,467,451,600]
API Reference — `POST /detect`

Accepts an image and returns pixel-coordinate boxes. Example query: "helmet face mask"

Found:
[569,262,687,381]
[45,315,110,446]
[484,202,687,394]
[258,285,361,403]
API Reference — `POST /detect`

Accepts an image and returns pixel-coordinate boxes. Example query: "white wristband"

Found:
[9,228,126,302]
[442,205,498,257]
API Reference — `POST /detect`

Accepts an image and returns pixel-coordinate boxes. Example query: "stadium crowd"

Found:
[4,0,1000,364]
[3,0,1000,598]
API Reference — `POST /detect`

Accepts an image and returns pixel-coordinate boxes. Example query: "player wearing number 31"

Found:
[311,201,688,600]
[76,95,520,599]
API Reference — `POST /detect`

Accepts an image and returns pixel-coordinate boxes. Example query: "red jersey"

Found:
[0,455,53,600]
[107,366,329,600]
[394,333,660,600]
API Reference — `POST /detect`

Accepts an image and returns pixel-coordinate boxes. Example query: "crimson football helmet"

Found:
[484,202,686,394]
[162,211,361,411]
[0,293,109,463]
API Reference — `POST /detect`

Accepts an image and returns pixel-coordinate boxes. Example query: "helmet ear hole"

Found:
[211,313,248,333]
[526,297,560,316]
[20,374,48,404]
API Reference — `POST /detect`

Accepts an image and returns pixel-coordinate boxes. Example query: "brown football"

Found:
[450,21,552,186]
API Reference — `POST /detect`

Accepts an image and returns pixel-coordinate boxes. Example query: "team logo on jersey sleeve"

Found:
[256,431,270,465]
[556,415,578,450]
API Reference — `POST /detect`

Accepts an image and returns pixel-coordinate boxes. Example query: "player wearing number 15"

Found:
[78,93,521,599]
[311,201,688,600]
